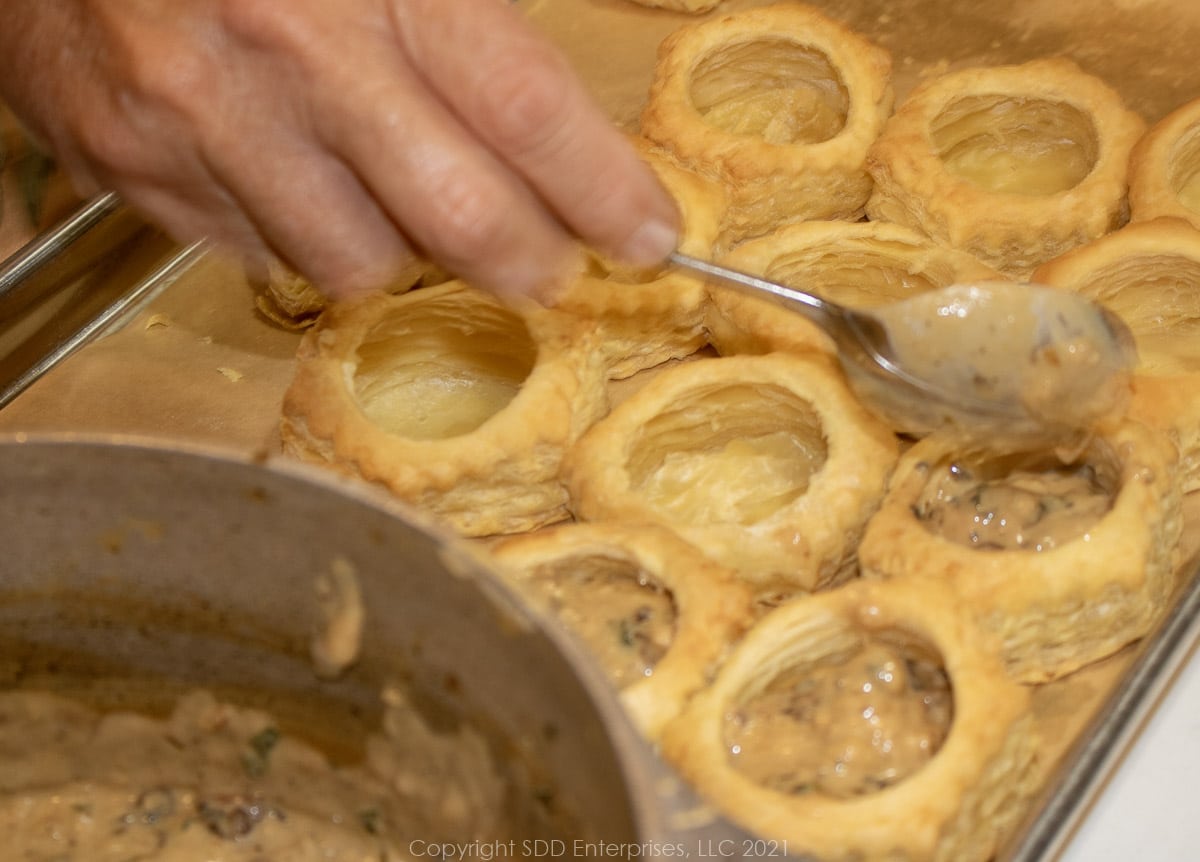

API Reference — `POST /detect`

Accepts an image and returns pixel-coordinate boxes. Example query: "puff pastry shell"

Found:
[564,352,898,594]
[556,140,727,379]
[661,578,1038,862]
[1033,217,1200,492]
[489,522,753,740]
[704,220,1001,359]
[866,58,1145,278]
[621,0,724,12]
[1129,96,1200,231]
[640,3,893,244]
[280,282,609,537]
[858,420,1183,682]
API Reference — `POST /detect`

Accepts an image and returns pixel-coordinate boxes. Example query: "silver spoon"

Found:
[669,251,1138,444]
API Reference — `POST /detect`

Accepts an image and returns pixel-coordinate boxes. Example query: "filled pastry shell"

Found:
[489,522,754,740]
[1033,217,1200,492]
[1129,96,1200,231]
[640,2,893,244]
[866,58,1145,278]
[564,351,898,596]
[556,140,727,379]
[661,578,1038,862]
[703,220,1001,359]
[858,420,1183,682]
[280,282,609,537]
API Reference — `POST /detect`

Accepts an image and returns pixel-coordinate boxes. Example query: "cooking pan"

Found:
[0,433,751,853]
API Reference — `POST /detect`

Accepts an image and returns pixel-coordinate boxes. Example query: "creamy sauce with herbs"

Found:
[526,555,676,688]
[913,458,1113,551]
[1,688,515,861]
[638,430,825,524]
[861,282,1134,442]
[725,643,952,797]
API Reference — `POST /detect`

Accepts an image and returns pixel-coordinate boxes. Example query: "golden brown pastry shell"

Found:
[489,522,754,740]
[703,220,1002,359]
[620,0,724,12]
[564,351,898,594]
[1033,217,1200,492]
[866,58,1145,278]
[280,282,610,537]
[1129,96,1200,231]
[660,578,1038,862]
[556,140,727,379]
[640,2,893,244]
[857,421,1183,682]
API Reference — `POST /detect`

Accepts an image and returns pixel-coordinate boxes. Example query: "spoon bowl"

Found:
[669,252,1137,444]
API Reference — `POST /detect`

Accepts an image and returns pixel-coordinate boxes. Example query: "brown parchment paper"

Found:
[2,0,1200,852]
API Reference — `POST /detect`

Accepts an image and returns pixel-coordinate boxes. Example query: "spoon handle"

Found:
[667,251,840,329]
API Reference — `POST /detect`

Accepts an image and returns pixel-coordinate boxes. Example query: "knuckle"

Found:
[219,0,313,51]
[475,48,574,155]
[422,170,511,260]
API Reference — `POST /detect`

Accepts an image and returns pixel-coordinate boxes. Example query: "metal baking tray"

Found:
[3,0,1200,857]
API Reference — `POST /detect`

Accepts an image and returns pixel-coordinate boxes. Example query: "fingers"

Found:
[394,0,680,269]
[310,30,586,300]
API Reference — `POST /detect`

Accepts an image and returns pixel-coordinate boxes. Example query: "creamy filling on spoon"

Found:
[858,282,1134,442]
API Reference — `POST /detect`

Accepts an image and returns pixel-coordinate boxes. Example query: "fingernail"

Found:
[619,219,679,268]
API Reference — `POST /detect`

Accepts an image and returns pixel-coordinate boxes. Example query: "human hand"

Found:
[0,0,679,301]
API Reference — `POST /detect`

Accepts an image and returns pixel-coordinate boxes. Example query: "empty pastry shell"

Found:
[858,420,1183,683]
[1129,96,1200,231]
[556,140,727,379]
[866,58,1145,278]
[489,522,754,740]
[564,351,898,595]
[1033,217,1200,492]
[661,578,1037,862]
[703,220,1002,359]
[280,282,609,537]
[640,2,893,244]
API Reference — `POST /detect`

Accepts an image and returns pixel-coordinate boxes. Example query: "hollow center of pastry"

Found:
[523,553,677,689]
[763,242,954,308]
[352,298,537,439]
[1081,258,1200,374]
[912,448,1117,551]
[628,383,828,525]
[932,96,1098,195]
[724,635,953,797]
[689,39,849,145]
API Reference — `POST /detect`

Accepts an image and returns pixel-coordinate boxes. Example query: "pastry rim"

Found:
[660,578,1037,862]
[564,351,899,592]
[1129,95,1200,231]
[857,420,1183,682]
[489,522,754,740]
[866,57,1146,276]
[280,282,609,537]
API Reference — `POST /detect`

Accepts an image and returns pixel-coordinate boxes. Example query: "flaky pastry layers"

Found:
[281,282,609,537]
[858,420,1183,683]
[620,0,725,12]
[866,58,1145,278]
[556,140,727,379]
[564,352,898,595]
[1033,217,1200,492]
[489,522,753,740]
[640,3,893,245]
[1129,96,1200,231]
[254,258,439,331]
[661,578,1037,862]
[703,220,1001,359]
